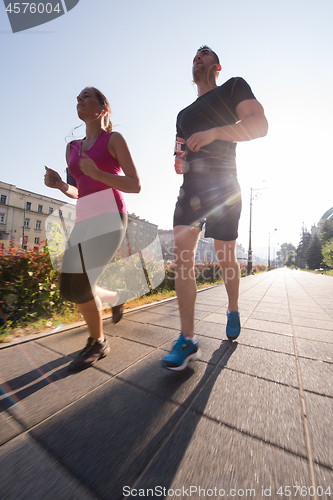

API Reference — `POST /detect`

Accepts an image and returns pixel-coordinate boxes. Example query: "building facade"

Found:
[123,213,158,254]
[0,181,76,251]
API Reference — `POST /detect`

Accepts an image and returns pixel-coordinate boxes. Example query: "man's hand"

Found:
[175,155,189,174]
[186,129,217,152]
[79,153,100,180]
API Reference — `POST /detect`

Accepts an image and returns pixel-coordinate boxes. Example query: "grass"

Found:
[0,280,224,344]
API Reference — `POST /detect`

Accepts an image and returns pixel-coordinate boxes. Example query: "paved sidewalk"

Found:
[0,268,333,500]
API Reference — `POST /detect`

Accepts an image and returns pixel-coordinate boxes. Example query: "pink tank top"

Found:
[68,131,127,216]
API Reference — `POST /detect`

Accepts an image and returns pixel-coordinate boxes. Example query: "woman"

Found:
[44,87,140,371]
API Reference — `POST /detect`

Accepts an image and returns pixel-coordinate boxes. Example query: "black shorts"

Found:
[173,171,242,241]
[60,213,127,304]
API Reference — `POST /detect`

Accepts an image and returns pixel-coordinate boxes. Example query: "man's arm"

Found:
[186,99,268,153]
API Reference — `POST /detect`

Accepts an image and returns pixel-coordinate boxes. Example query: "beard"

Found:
[193,64,216,86]
[192,63,206,83]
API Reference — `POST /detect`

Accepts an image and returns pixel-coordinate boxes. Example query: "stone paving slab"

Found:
[299,357,333,397]
[245,317,293,336]
[191,367,307,456]
[31,377,184,500]
[0,410,24,446]
[125,309,182,330]
[296,337,333,363]
[132,412,312,500]
[220,343,299,387]
[37,332,155,376]
[103,319,177,347]
[0,433,97,500]
[118,350,216,406]
[0,341,110,431]
[304,391,333,469]
[294,325,333,343]
[238,328,295,355]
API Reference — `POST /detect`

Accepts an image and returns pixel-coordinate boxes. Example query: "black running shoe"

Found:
[69,337,110,371]
[112,289,128,324]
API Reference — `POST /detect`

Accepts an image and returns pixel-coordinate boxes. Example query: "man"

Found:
[161,45,268,371]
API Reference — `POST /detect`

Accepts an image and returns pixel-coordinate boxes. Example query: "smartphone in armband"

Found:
[174,139,186,156]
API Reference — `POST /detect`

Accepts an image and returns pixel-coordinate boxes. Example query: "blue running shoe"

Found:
[226,310,241,340]
[161,333,199,371]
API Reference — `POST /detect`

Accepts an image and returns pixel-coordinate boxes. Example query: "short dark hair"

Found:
[197,45,220,65]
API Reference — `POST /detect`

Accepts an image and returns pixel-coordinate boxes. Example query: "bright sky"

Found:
[1,0,332,259]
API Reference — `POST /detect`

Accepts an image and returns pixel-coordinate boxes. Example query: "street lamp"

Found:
[268,229,277,270]
[247,186,267,275]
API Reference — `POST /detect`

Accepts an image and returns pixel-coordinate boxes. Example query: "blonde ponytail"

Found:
[90,87,113,132]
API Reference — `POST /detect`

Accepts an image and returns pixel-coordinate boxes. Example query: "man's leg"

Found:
[214,239,241,339]
[214,239,240,312]
[174,225,201,338]
[214,240,240,312]
[161,225,201,370]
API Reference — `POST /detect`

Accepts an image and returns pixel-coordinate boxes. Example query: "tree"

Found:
[295,227,311,268]
[285,252,296,267]
[305,234,323,270]
[321,219,333,244]
[322,238,333,268]
[277,243,296,267]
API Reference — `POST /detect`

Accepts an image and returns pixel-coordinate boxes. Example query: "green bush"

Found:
[0,243,73,326]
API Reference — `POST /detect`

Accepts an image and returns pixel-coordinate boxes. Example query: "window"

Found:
[34,237,40,245]
[133,222,137,226]
[59,210,63,218]
[24,218,30,228]
[0,213,4,223]
[35,220,42,230]
[38,204,43,213]
[48,207,53,215]
[26,201,31,211]
[68,212,72,220]
[0,195,6,205]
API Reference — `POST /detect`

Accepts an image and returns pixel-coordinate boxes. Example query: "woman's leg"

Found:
[77,297,104,342]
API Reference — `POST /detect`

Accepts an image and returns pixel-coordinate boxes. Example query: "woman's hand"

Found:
[79,153,100,180]
[44,166,62,188]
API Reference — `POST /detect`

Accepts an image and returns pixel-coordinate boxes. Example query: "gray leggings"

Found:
[60,212,127,304]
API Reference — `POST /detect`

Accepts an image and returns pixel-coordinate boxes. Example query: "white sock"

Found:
[185,335,197,343]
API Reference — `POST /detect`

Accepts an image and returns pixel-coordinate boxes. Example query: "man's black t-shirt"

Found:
[176,77,256,171]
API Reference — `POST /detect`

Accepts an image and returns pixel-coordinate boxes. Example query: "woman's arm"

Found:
[79,132,141,193]
[44,144,79,199]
